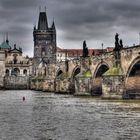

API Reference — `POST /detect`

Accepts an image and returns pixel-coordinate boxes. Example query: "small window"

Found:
[5,69,9,76]
[23,69,27,76]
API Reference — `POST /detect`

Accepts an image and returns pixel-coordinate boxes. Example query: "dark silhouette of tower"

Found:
[33,8,56,74]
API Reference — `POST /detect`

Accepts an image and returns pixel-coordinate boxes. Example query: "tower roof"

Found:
[38,12,48,30]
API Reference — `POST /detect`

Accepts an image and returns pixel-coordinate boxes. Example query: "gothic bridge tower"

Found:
[33,9,56,74]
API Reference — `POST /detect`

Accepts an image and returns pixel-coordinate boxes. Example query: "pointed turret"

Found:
[51,20,56,30]
[6,32,9,45]
[34,25,36,30]
[38,11,48,30]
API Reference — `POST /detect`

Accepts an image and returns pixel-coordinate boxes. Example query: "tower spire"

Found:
[45,6,46,12]
[37,7,48,30]
[39,6,41,12]
[51,18,56,30]
[3,34,5,42]
[6,32,9,44]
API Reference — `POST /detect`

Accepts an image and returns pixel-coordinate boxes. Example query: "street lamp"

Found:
[101,43,104,63]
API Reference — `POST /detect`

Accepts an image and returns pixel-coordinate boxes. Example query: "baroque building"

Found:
[33,10,56,74]
[0,36,32,89]
[5,44,32,76]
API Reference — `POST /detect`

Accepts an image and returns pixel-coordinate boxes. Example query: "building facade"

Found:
[5,44,32,76]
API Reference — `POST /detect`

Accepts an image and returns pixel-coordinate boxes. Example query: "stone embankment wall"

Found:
[4,76,30,89]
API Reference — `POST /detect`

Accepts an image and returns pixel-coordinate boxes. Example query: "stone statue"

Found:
[82,40,89,57]
[115,33,119,49]
[120,39,123,48]
[114,33,124,67]
[115,33,119,44]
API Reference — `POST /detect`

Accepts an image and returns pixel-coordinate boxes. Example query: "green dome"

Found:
[0,41,11,49]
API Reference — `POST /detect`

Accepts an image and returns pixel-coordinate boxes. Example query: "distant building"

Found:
[33,10,56,74]
[5,44,32,76]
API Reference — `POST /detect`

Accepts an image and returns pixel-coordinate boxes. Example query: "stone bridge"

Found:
[31,45,140,99]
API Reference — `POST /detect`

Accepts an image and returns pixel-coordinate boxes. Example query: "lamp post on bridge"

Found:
[101,43,104,63]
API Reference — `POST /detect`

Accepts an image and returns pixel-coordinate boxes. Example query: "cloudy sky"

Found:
[0,0,140,56]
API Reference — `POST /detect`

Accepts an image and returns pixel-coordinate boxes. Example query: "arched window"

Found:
[23,69,27,76]
[5,69,9,76]
[13,54,17,64]
[13,68,20,76]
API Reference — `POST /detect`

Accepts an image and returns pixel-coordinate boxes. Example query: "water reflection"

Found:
[0,90,140,140]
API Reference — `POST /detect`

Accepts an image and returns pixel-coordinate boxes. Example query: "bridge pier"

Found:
[91,78,102,96]
[42,79,55,92]
[102,67,125,99]
[74,70,92,96]
[55,78,71,94]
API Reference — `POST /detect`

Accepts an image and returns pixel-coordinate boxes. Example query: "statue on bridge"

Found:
[114,33,123,67]
[120,39,123,49]
[114,33,123,51]
[82,40,89,57]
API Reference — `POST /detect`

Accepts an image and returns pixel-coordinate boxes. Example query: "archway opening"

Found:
[126,60,140,96]
[72,67,80,79]
[23,69,27,76]
[92,64,109,95]
[13,68,20,76]
[56,70,63,77]
[55,70,64,93]
[129,61,140,76]
[5,69,9,76]
[69,67,80,94]
[95,65,109,78]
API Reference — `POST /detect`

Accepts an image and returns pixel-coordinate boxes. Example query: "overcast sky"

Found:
[0,0,140,56]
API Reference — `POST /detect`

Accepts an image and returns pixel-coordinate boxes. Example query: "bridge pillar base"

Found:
[102,75,125,99]
[74,77,91,96]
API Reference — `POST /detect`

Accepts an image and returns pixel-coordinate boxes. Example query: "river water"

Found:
[0,90,140,140]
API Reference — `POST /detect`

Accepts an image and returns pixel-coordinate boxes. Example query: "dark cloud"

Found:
[0,0,140,56]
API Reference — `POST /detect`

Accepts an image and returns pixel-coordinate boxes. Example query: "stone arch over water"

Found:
[5,69,10,76]
[56,69,63,78]
[71,66,80,79]
[125,56,140,94]
[91,62,109,95]
[69,66,81,94]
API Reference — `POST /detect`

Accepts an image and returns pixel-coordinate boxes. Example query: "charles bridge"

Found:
[31,42,140,99]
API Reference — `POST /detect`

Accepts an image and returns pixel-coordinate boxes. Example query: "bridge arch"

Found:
[125,56,140,94]
[93,62,109,78]
[5,69,10,76]
[71,66,80,79]
[69,66,81,94]
[91,62,109,95]
[126,56,140,78]
[56,69,64,78]
[55,69,64,93]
